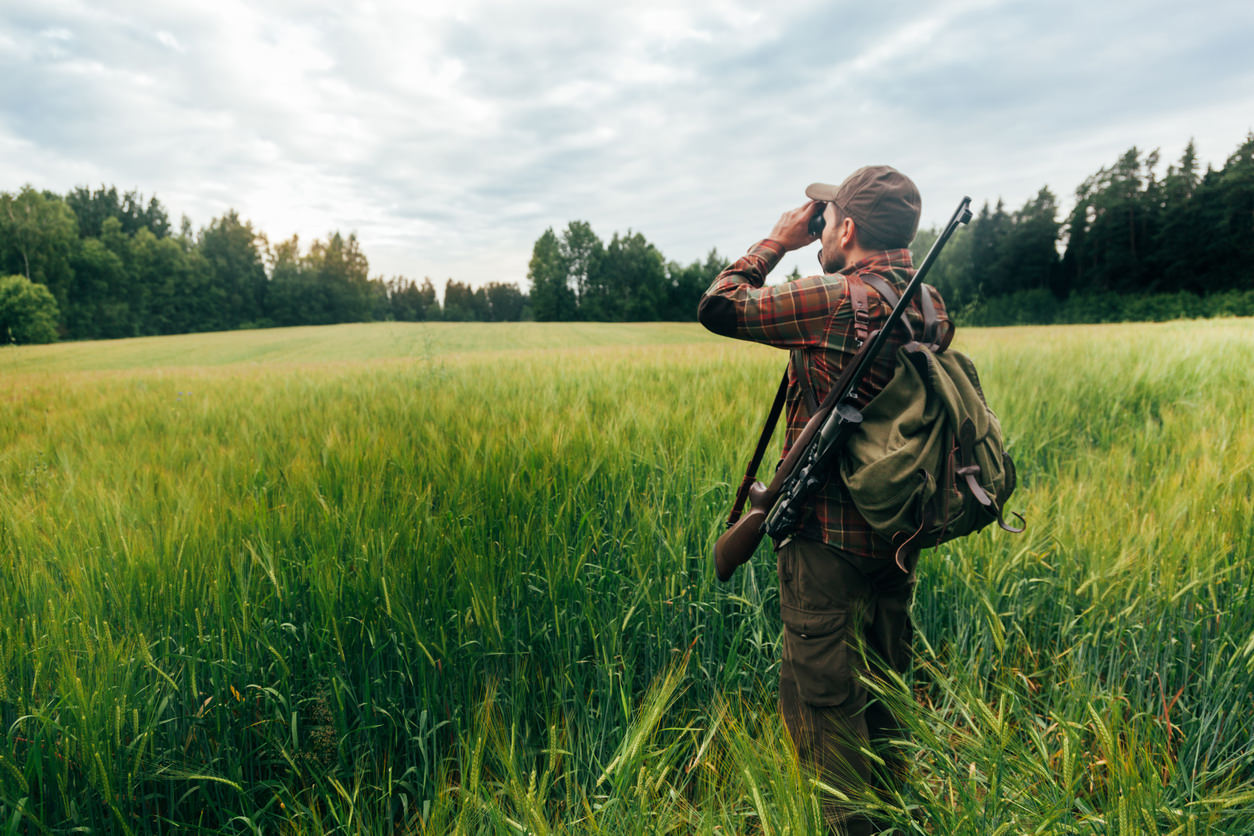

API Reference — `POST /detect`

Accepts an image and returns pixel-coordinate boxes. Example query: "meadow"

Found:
[1,319,1252,834]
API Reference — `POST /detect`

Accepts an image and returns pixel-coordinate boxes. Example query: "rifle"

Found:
[713,196,973,582]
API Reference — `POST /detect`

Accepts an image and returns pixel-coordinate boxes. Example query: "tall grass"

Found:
[1,319,1251,833]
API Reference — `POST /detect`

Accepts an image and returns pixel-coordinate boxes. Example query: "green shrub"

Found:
[956,288,1059,326]
[0,274,60,344]
[956,288,1254,327]
[1205,289,1254,317]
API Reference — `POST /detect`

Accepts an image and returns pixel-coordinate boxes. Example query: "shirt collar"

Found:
[839,249,914,277]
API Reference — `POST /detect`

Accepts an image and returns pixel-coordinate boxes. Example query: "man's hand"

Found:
[767,201,822,252]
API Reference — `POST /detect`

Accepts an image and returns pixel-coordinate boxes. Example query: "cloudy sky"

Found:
[3,0,1252,289]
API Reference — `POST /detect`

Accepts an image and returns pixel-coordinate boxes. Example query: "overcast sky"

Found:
[3,0,1252,289]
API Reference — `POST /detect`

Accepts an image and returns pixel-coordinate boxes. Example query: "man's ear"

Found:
[838,217,856,249]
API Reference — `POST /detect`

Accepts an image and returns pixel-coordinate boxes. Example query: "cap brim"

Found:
[805,182,840,202]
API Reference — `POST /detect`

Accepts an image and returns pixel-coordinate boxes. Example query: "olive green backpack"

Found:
[836,275,1024,568]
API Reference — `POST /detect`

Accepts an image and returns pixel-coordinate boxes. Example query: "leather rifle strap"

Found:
[726,366,790,525]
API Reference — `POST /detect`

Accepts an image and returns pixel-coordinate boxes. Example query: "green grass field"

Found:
[2,320,1252,834]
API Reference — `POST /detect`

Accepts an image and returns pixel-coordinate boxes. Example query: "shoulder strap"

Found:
[916,285,955,352]
[860,274,956,351]
[860,273,898,306]
[845,273,870,344]
[917,284,940,346]
[787,272,909,416]
[860,274,914,342]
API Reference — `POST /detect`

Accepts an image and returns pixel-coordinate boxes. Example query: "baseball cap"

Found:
[805,165,921,246]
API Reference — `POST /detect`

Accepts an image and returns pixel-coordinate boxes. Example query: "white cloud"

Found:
[155,30,184,52]
[0,0,1252,289]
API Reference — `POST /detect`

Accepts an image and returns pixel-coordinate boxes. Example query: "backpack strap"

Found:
[860,273,898,306]
[779,274,891,430]
[861,274,956,352]
[955,418,1026,534]
[860,274,915,342]
[791,349,819,414]
[917,285,940,347]
[917,285,955,352]
[846,273,871,344]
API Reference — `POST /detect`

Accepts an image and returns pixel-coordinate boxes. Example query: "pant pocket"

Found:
[781,605,850,707]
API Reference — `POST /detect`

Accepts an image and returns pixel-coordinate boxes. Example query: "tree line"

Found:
[0,185,534,344]
[4,133,1253,343]
[915,134,1254,324]
[526,220,728,322]
[0,185,730,344]
[526,135,1254,327]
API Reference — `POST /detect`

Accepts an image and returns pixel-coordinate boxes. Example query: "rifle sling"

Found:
[726,367,790,525]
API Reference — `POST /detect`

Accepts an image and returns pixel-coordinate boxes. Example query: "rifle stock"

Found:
[713,488,768,581]
[713,400,833,580]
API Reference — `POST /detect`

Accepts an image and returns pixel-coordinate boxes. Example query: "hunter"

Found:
[698,165,947,834]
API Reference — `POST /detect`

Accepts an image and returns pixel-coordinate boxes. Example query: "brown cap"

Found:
[805,165,921,246]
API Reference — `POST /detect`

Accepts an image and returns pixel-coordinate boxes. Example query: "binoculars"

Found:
[807,202,826,238]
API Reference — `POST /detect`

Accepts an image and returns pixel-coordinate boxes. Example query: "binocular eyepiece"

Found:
[808,202,826,238]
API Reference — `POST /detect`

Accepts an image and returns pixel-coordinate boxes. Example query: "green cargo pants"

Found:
[777,537,917,835]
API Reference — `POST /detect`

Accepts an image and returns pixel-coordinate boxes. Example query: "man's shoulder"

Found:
[783,271,851,296]
[850,263,949,313]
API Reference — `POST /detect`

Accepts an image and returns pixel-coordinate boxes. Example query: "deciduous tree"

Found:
[199,210,267,329]
[0,274,60,343]
[528,228,575,321]
[0,186,77,308]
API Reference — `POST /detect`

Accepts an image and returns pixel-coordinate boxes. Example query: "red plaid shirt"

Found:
[700,239,949,559]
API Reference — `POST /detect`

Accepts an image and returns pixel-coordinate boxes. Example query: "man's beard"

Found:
[818,248,846,274]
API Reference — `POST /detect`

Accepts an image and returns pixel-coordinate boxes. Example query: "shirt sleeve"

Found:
[697,239,846,349]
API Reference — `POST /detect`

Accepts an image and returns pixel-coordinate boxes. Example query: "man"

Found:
[698,165,947,834]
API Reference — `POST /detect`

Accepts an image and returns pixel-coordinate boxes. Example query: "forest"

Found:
[0,185,517,343]
[2,135,1252,343]
[920,135,1254,325]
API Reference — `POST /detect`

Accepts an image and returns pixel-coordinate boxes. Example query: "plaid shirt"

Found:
[700,239,949,559]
